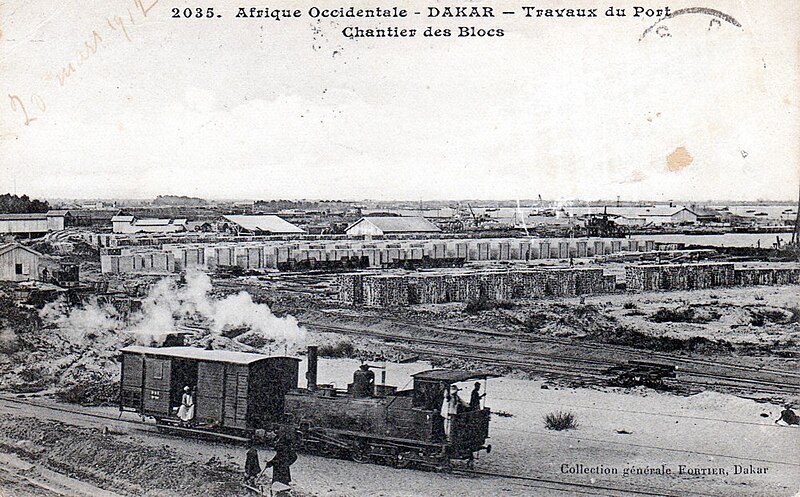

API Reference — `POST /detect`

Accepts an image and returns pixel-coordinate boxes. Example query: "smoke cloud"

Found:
[40,270,306,353]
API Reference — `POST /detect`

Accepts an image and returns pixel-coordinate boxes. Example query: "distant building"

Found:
[69,209,121,227]
[0,243,42,281]
[219,215,305,235]
[111,215,188,234]
[345,216,442,236]
[639,207,698,225]
[0,211,70,237]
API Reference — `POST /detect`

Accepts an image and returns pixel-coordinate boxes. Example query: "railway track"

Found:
[0,395,749,497]
[455,468,729,497]
[303,321,800,397]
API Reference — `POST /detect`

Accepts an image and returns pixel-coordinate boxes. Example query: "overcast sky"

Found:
[1,0,798,201]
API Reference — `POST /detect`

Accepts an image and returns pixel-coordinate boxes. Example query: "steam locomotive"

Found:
[119,345,493,469]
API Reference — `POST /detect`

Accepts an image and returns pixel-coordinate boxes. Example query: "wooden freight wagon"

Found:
[119,346,299,433]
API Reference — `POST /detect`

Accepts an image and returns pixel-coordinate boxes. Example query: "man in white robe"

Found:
[177,386,195,426]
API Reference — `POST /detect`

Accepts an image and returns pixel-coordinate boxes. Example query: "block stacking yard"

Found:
[99,236,660,274]
[626,263,800,291]
[339,263,800,307]
[339,267,617,307]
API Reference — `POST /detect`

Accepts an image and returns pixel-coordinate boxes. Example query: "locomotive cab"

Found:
[411,369,495,460]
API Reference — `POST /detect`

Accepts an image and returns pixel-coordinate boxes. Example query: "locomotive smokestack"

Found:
[306,346,318,391]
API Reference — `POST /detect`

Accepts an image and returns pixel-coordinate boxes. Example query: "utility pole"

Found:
[792,181,800,245]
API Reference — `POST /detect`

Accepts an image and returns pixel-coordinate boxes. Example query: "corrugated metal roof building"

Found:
[0,211,68,236]
[220,215,305,235]
[112,215,188,234]
[345,216,442,236]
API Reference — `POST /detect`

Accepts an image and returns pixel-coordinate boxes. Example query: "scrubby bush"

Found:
[465,292,494,314]
[544,411,578,431]
[494,300,515,310]
[56,373,119,406]
[0,328,19,354]
[318,341,356,358]
[750,308,799,326]
[236,333,273,349]
[785,306,800,324]
[622,302,637,310]
[650,306,719,324]
[524,312,551,332]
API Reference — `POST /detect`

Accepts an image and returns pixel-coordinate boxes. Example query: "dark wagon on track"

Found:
[119,345,494,469]
[119,346,299,433]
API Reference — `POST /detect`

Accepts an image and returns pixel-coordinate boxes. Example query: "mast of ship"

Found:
[793,180,800,246]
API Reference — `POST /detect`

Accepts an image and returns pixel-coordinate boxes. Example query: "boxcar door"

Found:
[143,357,171,416]
[120,353,144,411]
[223,365,249,430]
[196,361,224,425]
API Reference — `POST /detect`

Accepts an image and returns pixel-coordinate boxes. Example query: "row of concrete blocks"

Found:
[625,263,800,291]
[339,268,617,307]
[99,237,657,274]
[100,252,176,274]
[625,263,736,291]
[734,268,800,286]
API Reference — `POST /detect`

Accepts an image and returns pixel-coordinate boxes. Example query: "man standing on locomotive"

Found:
[469,382,485,411]
[441,384,466,440]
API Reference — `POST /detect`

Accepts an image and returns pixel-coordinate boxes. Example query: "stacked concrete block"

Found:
[576,241,588,258]
[734,268,800,286]
[626,263,735,291]
[574,268,606,295]
[476,272,513,300]
[603,274,617,292]
[477,242,490,260]
[735,268,774,286]
[593,240,605,256]
[363,275,409,307]
[626,265,661,291]
[407,274,450,304]
[539,242,550,260]
[337,273,365,304]
[499,242,511,261]
[100,236,662,274]
[541,269,578,296]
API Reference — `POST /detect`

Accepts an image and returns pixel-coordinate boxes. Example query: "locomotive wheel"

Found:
[351,444,370,464]
[389,451,412,469]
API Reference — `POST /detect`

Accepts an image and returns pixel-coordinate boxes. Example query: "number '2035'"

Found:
[172,7,216,18]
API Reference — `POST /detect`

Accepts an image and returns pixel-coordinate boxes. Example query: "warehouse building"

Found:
[111,215,188,234]
[219,215,305,235]
[0,211,69,237]
[0,243,42,281]
[345,216,442,236]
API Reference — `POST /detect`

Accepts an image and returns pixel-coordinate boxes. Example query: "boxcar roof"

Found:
[412,369,499,383]
[121,346,299,365]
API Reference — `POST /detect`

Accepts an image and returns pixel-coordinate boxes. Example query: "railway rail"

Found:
[454,468,729,497]
[0,394,760,497]
[302,320,800,397]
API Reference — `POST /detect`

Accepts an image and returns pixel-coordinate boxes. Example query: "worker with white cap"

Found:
[177,386,195,426]
[441,384,466,441]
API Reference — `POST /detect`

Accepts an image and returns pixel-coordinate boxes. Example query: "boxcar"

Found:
[119,346,299,432]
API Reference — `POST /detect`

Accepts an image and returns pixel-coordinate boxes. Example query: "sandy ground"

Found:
[1,361,798,497]
[0,452,122,497]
